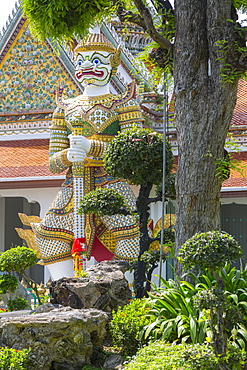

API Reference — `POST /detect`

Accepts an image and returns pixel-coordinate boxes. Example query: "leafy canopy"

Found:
[21,0,114,41]
[232,0,247,12]
[104,128,173,186]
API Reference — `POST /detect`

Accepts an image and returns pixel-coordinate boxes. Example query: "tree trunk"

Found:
[134,182,153,298]
[174,0,239,276]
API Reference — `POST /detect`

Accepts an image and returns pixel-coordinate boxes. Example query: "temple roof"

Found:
[222,151,247,188]
[231,79,247,128]
[1,137,247,191]
[0,138,65,189]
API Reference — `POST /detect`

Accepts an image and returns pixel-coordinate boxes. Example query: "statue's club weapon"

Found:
[70,130,87,276]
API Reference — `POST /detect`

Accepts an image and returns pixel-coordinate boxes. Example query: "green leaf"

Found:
[189,316,197,344]
[144,319,160,339]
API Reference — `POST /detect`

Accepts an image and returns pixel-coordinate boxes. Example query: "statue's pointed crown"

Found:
[74,33,117,54]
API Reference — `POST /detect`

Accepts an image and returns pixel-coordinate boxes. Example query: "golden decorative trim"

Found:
[15,228,41,258]
[87,140,106,159]
[57,82,136,117]
[37,255,72,265]
[118,111,143,122]
[72,162,84,177]
[18,213,41,226]
[74,33,117,54]
[60,149,71,166]
[116,105,141,113]
[84,158,104,167]
[88,134,114,142]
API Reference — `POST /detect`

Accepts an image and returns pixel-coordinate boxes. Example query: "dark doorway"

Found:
[220,203,247,268]
[0,196,44,283]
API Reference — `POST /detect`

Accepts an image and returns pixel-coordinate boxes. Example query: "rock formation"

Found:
[0,306,108,370]
[50,261,132,312]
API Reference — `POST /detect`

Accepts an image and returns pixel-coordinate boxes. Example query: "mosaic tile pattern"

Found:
[0,19,79,113]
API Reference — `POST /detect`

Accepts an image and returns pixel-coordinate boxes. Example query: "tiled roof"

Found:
[222,151,247,188]
[1,139,246,188]
[231,79,247,127]
[0,139,56,179]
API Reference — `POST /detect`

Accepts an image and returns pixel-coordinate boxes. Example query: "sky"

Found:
[0,0,17,31]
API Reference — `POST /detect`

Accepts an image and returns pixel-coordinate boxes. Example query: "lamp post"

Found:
[159,73,168,286]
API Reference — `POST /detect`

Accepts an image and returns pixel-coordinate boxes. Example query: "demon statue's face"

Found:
[75,50,113,87]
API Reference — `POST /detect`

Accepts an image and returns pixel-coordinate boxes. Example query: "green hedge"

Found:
[124,341,247,370]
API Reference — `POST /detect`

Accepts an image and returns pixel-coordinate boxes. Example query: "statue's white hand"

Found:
[67,148,86,163]
[69,135,91,153]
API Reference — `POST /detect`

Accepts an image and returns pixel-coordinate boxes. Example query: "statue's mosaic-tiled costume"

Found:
[33,80,144,265]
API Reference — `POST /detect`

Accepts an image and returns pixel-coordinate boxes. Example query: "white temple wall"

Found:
[0,187,60,218]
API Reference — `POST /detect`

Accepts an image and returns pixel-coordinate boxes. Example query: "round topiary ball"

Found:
[178,230,243,271]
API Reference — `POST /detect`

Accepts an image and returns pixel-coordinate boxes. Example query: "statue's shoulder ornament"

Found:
[55,82,137,116]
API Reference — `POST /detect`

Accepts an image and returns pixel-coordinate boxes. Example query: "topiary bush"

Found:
[0,274,18,294]
[104,128,173,187]
[189,263,247,350]
[0,246,42,306]
[0,246,37,274]
[178,231,244,362]
[79,187,129,217]
[109,298,153,356]
[178,230,243,271]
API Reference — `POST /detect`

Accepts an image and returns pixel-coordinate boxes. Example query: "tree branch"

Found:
[133,0,172,50]
[116,0,172,51]
[117,6,147,29]
[147,195,162,205]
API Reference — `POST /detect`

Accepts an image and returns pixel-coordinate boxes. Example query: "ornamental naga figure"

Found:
[30,33,145,280]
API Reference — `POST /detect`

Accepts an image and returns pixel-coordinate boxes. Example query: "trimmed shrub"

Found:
[0,274,18,294]
[7,298,30,312]
[0,246,37,274]
[0,347,30,370]
[124,341,247,370]
[178,231,243,271]
[109,298,153,356]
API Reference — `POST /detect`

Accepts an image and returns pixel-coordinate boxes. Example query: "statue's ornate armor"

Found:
[33,81,144,265]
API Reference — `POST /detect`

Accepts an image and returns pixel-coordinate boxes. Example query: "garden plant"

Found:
[124,341,247,370]
[116,231,247,369]
[0,246,41,308]
[178,230,245,368]
[109,298,153,356]
[0,347,30,370]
